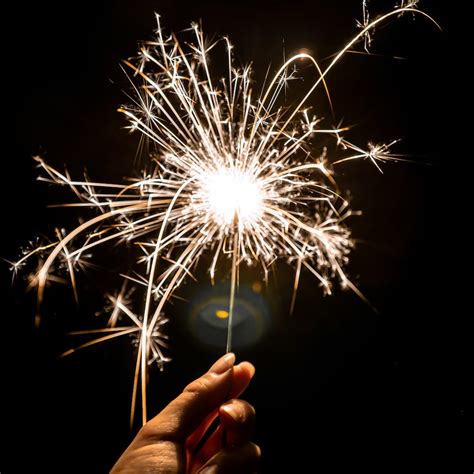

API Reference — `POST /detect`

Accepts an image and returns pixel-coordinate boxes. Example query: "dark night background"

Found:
[2,1,467,472]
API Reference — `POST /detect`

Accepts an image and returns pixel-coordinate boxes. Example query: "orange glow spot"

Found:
[215,309,229,319]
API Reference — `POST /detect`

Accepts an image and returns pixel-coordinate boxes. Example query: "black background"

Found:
[3,1,467,472]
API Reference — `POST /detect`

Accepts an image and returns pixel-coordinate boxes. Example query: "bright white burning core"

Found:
[201,168,264,228]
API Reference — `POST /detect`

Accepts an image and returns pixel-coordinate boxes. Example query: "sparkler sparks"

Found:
[12,4,439,426]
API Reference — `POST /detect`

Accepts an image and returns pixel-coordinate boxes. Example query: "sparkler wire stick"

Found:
[226,214,240,353]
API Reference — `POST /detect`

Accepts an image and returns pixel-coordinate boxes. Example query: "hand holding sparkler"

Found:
[111,353,259,474]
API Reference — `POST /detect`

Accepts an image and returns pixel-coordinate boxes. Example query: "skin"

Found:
[111,353,260,473]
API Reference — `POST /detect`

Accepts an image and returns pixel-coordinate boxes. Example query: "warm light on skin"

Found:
[215,309,230,319]
[202,168,264,228]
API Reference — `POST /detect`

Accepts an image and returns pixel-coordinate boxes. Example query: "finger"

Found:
[186,362,255,451]
[197,442,261,474]
[220,399,256,447]
[229,362,255,399]
[194,399,256,466]
[138,353,235,444]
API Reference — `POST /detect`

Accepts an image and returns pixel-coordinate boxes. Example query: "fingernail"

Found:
[209,352,235,374]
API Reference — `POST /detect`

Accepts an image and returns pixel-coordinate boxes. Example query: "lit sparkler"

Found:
[11,3,438,426]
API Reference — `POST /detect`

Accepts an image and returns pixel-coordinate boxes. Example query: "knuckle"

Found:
[138,418,176,441]
[231,399,256,423]
[139,419,164,439]
[138,421,156,440]
[184,373,212,394]
[238,399,256,419]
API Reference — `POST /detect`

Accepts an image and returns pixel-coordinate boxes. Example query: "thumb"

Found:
[139,353,236,444]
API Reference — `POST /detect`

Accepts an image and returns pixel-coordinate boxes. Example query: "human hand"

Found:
[111,353,259,473]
